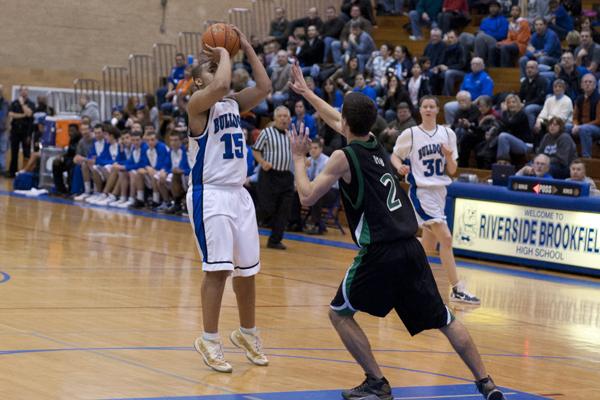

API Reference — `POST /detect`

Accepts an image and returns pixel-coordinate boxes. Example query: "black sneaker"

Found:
[450,286,481,305]
[165,201,182,214]
[267,241,287,250]
[129,199,145,209]
[476,376,505,400]
[342,374,392,400]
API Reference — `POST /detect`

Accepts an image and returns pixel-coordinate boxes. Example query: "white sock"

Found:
[240,326,257,335]
[152,192,160,203]
[203,332,220,341]
[84,182,91,193]
[137,190,144,201]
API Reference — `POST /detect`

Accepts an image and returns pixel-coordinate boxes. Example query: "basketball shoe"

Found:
[193,336,232,373]
[476,376,506,400]
[230,328,269,366]
[450,281,480,305]
[342,374,393,400]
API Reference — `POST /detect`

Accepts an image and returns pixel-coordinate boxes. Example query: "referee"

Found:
[252,105,294,250]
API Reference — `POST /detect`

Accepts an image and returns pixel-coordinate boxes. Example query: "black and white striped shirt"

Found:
[253,126,292,172]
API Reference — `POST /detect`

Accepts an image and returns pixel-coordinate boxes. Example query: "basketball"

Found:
[202,23,241,57]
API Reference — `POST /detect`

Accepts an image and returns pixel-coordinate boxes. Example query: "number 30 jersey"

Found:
[339,137,417,247]
[188,98,246,189]
[393,125,458,188]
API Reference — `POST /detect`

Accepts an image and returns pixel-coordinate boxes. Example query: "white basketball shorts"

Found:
[408,185,447,226]
[186,185,260,277]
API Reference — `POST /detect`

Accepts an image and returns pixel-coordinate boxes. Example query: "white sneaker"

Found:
[108,197,125,207]
[74,192,92,201]
[116,198,135,208]
[95,194,116,206]
[193,336,232,373]
[450,282,480,305]
[87,193,106,204]
[230,328,268,366]
[409,35,421,41]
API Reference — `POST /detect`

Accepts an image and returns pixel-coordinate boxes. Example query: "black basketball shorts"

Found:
[330,237,451,336]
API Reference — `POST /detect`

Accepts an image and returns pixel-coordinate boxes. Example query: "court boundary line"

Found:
[0,271,10,284]
[1,190,599,289]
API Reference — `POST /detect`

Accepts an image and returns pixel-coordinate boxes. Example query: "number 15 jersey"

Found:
[393,125,458,188]
[188,98,246,189]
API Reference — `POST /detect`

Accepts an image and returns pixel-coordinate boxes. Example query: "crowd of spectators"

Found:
[1,0,599,241]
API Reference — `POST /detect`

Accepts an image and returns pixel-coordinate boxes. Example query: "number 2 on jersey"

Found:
[380,173,402,211]
[221,133,244,159]
[423,159,444,177]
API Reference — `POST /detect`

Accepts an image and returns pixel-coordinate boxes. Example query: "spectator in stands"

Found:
[527,0,550,26]
[74,124,106,202]
[304,139,339,235]
[332,55,360,93]
[471,95,501,168]
[379,102,416,153]
[438,30,469,96]
[460,1,508,67]
[121,131,147,208]
[111,131,134,208]
[496,5,531,67]
[408,0,443,41]
[88,127,125,205]
[516,153,553,178]
[451,91,480,142]
[378,0,404,16]
[320,78,344,110]
[388,45,413,83]
[252,106,295,250]
[292,100,317,139]
[534,79,573,137]
[519,18,561,78]
[298,25,324,79]
[567,159,600,195]
[341,0,376,26]
[332,6,373,66]
[289,7,323,40]
[547,0,574,40]
[168,53,187,91]
[580,16,600,44]
[536,116,577,178]
[496,94,533,164]
[520,60,548,132]
[424,27,446,72]
[35,95,55,117]
[352,73,377,102]
[366,43,394,90]
[72,122,94,170]
[438,0,469,34]
[321,6,345,63]
[341,21,376,72]
[407,62,432,108]
[570,74,600,158]
[0,85,8,176]
[51,124,82,196]
[444,57,494,125]
[543,51,582,101]
[166,66,192,106]
[79,94,100,126]
[269,7,290,46]
[382,75,413,121]
[574,29,600,77]
[269,50,292,108]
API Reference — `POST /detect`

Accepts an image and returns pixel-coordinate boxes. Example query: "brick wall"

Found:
[0,0,252,97]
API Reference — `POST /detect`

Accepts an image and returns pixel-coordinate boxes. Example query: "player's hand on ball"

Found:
[230,25,250,52]
[397,164,410,175]
[203,44,228,64]
[290,122,311,160]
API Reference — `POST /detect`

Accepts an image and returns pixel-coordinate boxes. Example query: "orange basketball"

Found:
[202,23,241,57]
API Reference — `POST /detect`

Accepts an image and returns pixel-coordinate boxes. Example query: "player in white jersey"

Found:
[186,26,270,373]
[392,96,480,305]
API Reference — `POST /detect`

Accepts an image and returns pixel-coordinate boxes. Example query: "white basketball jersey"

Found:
[394,125,458,188]
[188,98,246,188]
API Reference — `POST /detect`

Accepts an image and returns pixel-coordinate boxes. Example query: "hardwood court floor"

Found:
[1,186,599,399]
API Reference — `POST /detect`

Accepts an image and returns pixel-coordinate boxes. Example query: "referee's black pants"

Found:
[258,169,294,244]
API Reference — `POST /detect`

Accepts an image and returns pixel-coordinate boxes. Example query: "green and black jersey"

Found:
[339,136,418,247]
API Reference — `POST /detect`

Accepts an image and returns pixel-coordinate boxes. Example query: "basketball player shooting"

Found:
[288,63,505,400]
[186,25,270,373]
